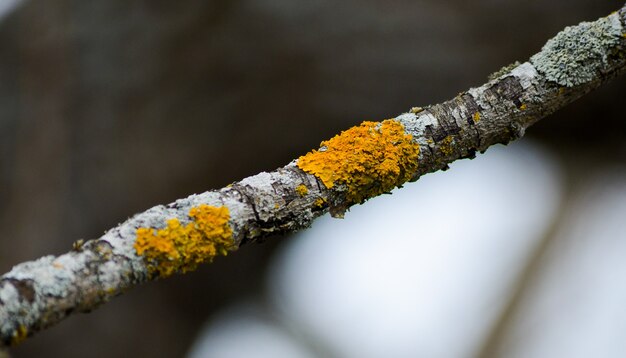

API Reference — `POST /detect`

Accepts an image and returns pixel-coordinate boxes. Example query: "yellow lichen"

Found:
[519,103,527,110]
[296,119,420,204]
[72,239,84,251]
[314,197,326,208]
[439,135,455,156]
[296,184,308,196]
[472,112,481,123]
[134,205,235,277]
[11,325,27,345]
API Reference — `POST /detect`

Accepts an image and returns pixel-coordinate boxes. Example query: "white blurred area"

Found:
[187,140,626,358]
[0,0,22,20]
[187,304,317,358]
[500,172,626,358]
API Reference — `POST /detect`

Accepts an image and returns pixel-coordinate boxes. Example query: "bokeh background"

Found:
[1,0,625,357]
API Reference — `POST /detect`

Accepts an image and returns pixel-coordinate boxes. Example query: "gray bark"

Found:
[1,5,625,347]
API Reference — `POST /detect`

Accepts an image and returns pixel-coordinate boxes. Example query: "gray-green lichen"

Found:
[488,61,522,81]
[530,13,623,87]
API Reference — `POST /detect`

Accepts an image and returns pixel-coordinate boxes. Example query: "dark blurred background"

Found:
[0,0,624,356]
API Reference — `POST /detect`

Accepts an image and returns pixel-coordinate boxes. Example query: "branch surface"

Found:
[2,5,626,347]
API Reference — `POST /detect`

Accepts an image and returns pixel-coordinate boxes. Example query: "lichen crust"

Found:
[530,13,623,87]
[296,184,308,196]
[134,204,235,277]
[296,119,420,204]
[10,325,27,345]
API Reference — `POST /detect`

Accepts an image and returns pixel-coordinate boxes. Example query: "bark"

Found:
[1,5,625,347]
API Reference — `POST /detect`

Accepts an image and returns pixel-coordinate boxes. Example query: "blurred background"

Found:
[1,0,625,357]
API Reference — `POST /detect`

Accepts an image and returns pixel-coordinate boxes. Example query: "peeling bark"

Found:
[1,5,625,347]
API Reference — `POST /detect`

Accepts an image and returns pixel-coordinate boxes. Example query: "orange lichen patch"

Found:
[472,112,481,123]
[134,205,235,277]
[439,135,455,156]
[296,184,308,196]
[11,325,28,345]
[297,119,420,204]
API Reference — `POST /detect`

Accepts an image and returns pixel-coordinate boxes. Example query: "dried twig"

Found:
[1,5,625,347]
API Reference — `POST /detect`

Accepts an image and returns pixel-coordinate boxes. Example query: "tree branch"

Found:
[2,5,625,347]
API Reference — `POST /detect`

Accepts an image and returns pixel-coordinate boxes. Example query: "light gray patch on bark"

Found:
[396,111,437,147]
[510,62,539,89]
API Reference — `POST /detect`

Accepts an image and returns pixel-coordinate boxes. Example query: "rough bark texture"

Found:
[1,5,625,347]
